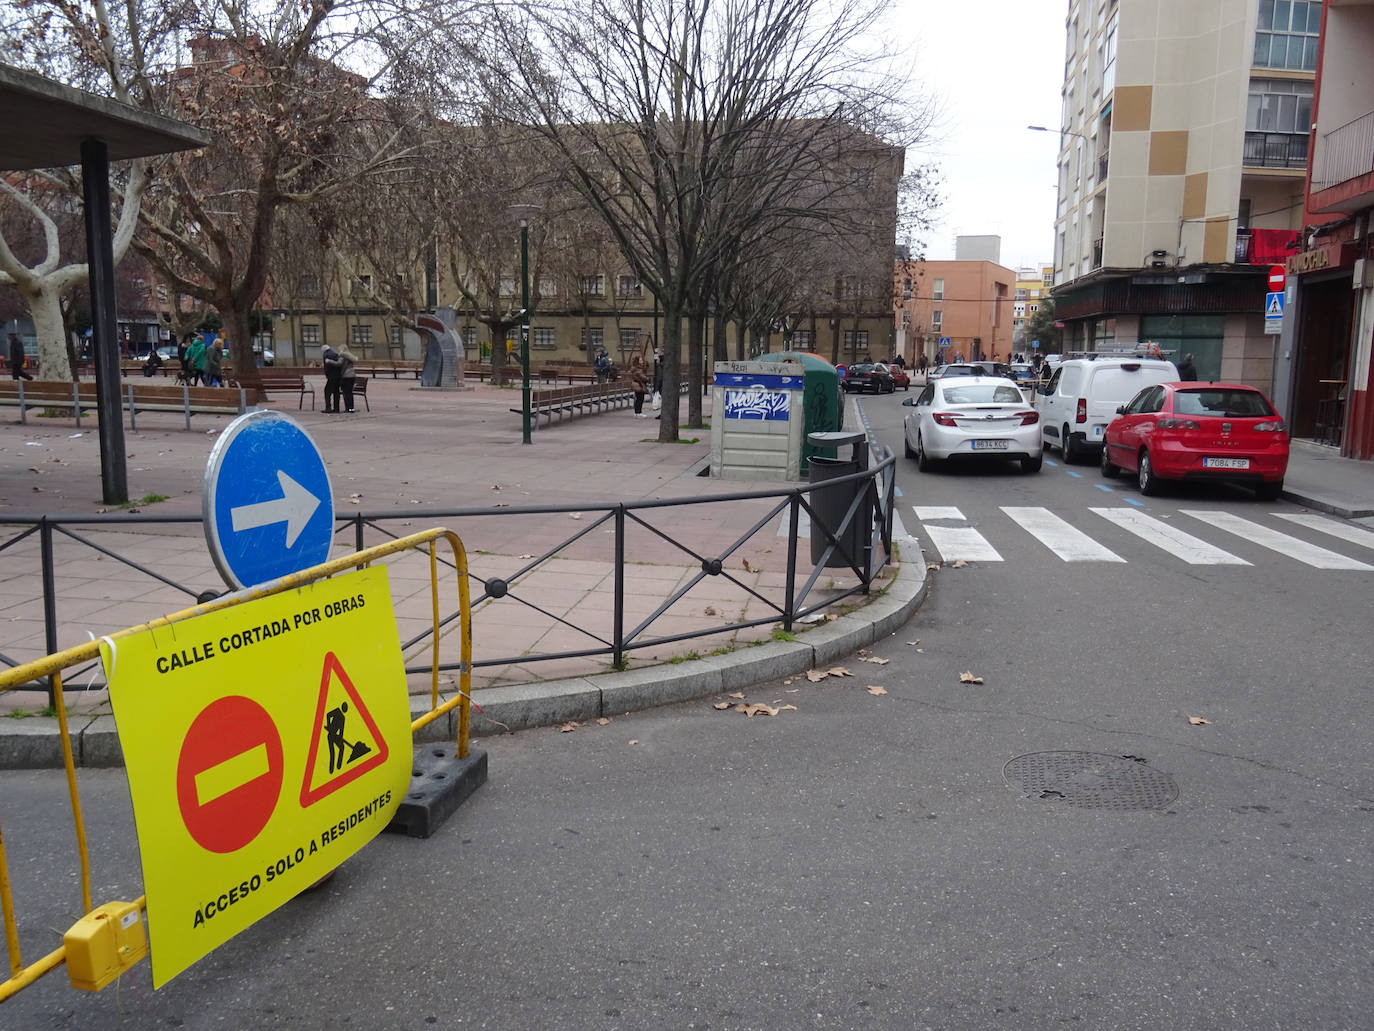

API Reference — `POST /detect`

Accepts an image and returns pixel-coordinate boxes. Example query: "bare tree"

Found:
[485,0,936,440]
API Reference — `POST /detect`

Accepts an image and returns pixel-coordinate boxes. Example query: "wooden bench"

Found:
[353,359,421,379]
[232,370,315,409]
[511,382,635,429]
[0,380,246,429]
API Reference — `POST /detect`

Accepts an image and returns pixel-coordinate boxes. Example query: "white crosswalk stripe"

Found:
[914,506,966,520]
[1180,510,1374,570]
[1002,507,1125,562]
[1275,513,1374,552]
[1089,508,1250,565]
[925,525,1003,562]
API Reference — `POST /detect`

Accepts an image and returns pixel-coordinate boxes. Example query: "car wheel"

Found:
[1255,480,1283,501]
[1021,454,1043,474]
[1100,443,1120,478]
[1138,450,1161,496]
[1061,424,1080,463]
[904,431,916,459]
[916,433,935,472]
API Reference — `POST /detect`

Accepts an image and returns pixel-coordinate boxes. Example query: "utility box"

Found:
[756,351,844,475]
[710,361,806,480]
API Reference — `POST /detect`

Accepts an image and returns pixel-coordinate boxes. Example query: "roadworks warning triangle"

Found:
[299,652,390,807]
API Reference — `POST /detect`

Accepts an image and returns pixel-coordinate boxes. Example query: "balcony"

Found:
[1242,131,1308,170]
[1313,109,1374,191]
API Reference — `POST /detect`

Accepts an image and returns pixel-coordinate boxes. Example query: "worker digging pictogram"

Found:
[300,651,390,806]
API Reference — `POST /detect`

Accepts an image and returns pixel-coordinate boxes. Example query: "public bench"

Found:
[0,380,246,429]
[231,370,315,409]
[353,359,421,380]
[511,382,635,429]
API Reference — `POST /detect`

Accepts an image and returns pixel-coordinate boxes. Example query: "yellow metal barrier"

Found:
[0,528,471,1002]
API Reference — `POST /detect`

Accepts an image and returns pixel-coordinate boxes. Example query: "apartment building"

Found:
[1277,0,1374,459]
[894,257,1016,365]
[1050,0,1314,394]
[1012,265,1055,350]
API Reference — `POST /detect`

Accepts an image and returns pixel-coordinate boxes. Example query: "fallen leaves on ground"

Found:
[867,685,887,696]
[712,701,732,710]
[827,667,854,677]
[569,512,582,520]
[559,721,579,732]
[518,554,534,560]
[728,691,745,699]
[780,704,797,711]
[703,606,717,616]
[906,639,921,646]
[628,739,639,745]
[927,562,941,571]
[596,717,610,726]
[825,613,839,621]
[951,559,969,569]
[741,703,779,717]
[348,493,362,504]
[859,656,889,665]
[959,671,984,684]
[742,559,753,572]
[1188,716,1211,725]
[806,669,829,682]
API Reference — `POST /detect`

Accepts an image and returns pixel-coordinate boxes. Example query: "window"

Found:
[902,277,913,299]
[500,276,517,297]
[582,326,603,351]
[1254,0,1320,71]
[351,324,372,347]
[850,167,873,189]
[932,309,942,328]
[538,277,557,297]
[461,327,478,354]
[792,330,812,349]
[1101,12,1117,94]
[301,324,320,345]
[1246,79,1313,134]
[619,328,639,352]
[533,327,556,350]
[843,330,869,353]
[618,275,642,299]
[1015,288,1028,300]
[932,278,944,301]
[579,274,605,297]
[349,275,372,296]
[390,325,403,348]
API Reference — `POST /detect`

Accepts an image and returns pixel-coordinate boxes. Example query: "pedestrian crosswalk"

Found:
[913,505,1374,571]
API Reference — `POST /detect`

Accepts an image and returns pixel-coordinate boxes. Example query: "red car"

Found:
[889,365,911,390]
[1100,382,1289,499]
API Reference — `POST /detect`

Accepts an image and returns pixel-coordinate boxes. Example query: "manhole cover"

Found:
[1003,751,1178,810]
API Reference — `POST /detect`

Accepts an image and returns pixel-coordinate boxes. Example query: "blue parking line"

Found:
[1095,483,1113,492]
[1044,458,1059,467]
[1066,470,1083,478]
[1124,497,1144,507]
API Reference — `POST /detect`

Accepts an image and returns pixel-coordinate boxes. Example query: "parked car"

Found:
[842,362,895,393]
[1037,355,1179,462]
[902,376,1042,473]
[928,363,982,380]
[1100,382,1289,499]
[889,365,911,390]
[136,345,179,364]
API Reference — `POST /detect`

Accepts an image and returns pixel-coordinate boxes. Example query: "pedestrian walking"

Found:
[8,334,32,380]
[184,335,206,386]
[339,344,358,412]
[1178,353,1198,381]
[323,344,343,413]
[628,347,650,418]
[205,341,223,387]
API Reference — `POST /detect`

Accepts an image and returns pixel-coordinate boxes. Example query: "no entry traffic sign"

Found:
[1268,265,1286,292]
[176,695,284,854]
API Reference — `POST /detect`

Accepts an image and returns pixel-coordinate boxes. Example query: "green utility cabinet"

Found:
[757,351,844,475]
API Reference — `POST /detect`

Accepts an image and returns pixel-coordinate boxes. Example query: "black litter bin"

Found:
[807,430,869,568]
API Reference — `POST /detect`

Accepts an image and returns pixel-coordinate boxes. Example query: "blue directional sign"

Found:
[203,410,335,590]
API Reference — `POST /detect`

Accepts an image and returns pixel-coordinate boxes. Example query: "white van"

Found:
[1037,356,1179,462]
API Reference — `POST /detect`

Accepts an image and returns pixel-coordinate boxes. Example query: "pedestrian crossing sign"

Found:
[1265,292,1284,318]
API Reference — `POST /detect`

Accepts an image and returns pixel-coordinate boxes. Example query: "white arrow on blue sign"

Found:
[203,410,335,589]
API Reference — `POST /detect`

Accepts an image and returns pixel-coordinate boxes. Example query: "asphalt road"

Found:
[5,392,1374,1029]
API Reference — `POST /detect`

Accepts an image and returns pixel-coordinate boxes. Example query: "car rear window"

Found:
[1173,388,1275,417]
[942,384,1024,404]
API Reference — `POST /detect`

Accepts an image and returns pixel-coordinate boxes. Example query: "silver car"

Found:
[902,377,1043,473]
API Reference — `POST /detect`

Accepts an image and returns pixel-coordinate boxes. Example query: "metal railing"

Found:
[0,454,896,700]
[0,529,472,1001]
[1243,130,1309,170]
[1313,109,1374,190]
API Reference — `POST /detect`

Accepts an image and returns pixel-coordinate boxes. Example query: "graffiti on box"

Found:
[724,386,790,421]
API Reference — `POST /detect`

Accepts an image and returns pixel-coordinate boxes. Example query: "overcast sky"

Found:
[890,0,1066,272]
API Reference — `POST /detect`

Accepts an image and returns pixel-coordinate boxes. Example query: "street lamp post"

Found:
[519,218,531,445]
[1027,124,1091,144]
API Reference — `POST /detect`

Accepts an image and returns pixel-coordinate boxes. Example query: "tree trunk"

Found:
[712,310,728,366]
[733,318,747,361]
[489,323,510,386]
[29,284,72,381]
[222,304,261,396]
[687,313,704,428]
[657,301,684,442]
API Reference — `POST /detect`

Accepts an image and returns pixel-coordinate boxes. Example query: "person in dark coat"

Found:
[322,345,343,413]
[1178,353,1198,381]
[9,334,32,380]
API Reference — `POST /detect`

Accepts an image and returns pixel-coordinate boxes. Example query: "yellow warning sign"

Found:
[102,566,411,988]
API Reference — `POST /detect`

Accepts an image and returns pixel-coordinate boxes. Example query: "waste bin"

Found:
[807,430,869,568]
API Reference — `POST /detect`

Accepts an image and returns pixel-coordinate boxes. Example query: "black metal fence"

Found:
[0,451,896,697]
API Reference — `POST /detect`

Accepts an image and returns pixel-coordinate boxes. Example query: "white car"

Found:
[1036,355,1179,462]
[903,377,1043,473]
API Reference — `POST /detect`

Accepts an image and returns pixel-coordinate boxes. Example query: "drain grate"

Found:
[1003,751,1178,810]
